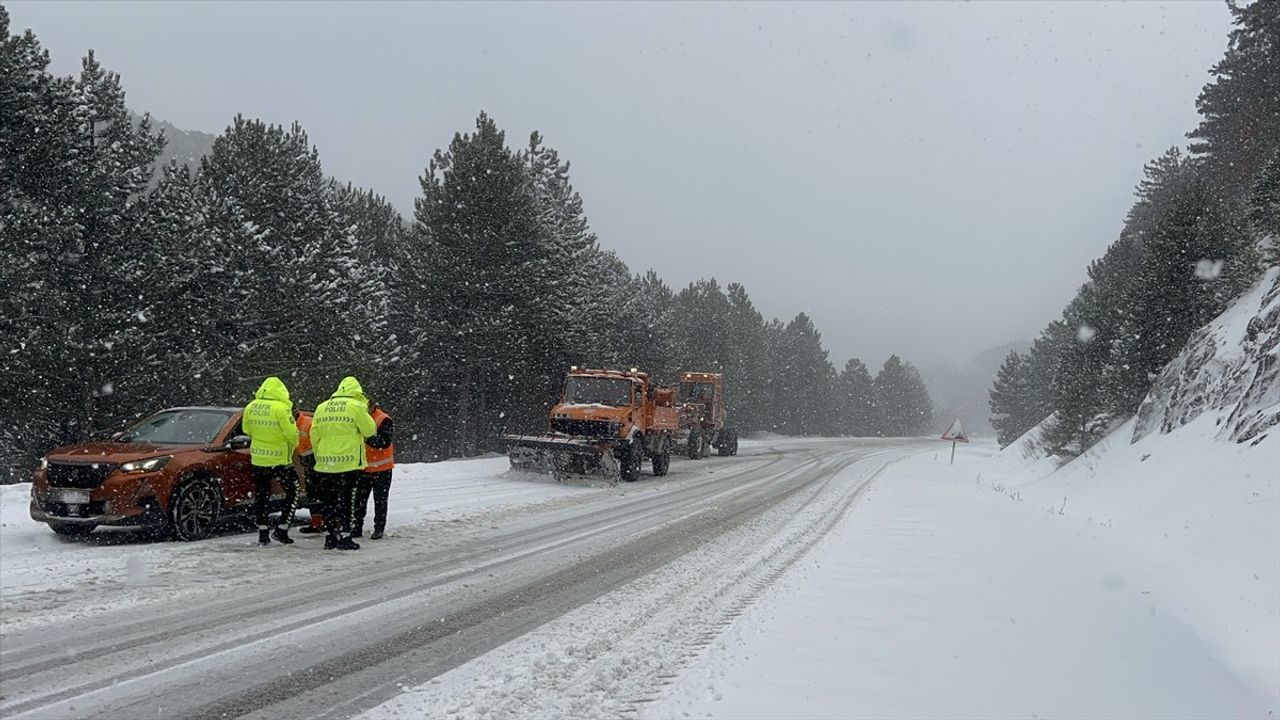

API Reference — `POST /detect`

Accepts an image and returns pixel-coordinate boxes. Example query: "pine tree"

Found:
[836,358,875,436]
[196,116,385,408]
[872,355,933,436]
[404,112,564,457]
[723,283,768,432]
[772,313,836,436]
[0,22,164,476]
[671,278,734,374]
[1189,0,1280,194]
[1248,146,1280,264]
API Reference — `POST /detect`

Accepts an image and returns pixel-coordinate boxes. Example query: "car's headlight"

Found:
[119,456,171,473]
[38,457,48,471]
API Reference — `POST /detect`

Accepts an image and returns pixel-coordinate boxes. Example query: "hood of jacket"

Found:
[333,376,368,403]
[255,376,291,403]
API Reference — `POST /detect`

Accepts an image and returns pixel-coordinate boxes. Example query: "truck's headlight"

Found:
[120,456,171,473]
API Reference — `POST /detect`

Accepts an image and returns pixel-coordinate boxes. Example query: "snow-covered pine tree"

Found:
[772,313,837,436]
[988,351,1037,447]
[196,116,383,408]
[327,180,403,402]
[724,282,768,432]
[619,269,678,380]
[671,279,734,374]
[0,21,165,476]
[836,357,876,437]
[122,162,247,409]
[1188,0,1280,196]
[405,112,560,457]
[872,355,933,437]
[1248,147,1280,263]
[521,131,605,422]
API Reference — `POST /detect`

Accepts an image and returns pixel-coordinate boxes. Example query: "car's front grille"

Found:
[550,418,619,438]
[41,500,107,518]
[47,462,116,489]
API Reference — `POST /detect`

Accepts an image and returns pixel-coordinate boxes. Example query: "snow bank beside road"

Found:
[649,437,1278,718]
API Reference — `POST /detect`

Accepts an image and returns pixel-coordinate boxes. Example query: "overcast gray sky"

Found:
[8,1,1233,371]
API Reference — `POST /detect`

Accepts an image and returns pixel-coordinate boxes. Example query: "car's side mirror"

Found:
[226,435,251,451]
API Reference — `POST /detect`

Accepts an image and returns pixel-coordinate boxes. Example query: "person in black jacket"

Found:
[352,402,394,539]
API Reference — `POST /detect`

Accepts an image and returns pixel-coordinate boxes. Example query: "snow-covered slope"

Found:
[982,269,1280,705]
[1135,267,1280,443]
[650,271,1280,718]
[648,442,1276,718]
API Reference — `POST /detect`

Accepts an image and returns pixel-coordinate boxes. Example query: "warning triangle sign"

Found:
[941,419,969,442]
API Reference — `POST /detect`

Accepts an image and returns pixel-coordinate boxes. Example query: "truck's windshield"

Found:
[680,382,716,403]
[120,409,236,444]
[562,377,632,407]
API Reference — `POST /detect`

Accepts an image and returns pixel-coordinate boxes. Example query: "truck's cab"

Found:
[677,371,738,458]
[507,367,679,482]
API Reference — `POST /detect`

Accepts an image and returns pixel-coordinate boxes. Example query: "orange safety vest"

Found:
[364,407,394,472]
[296,413,313,457]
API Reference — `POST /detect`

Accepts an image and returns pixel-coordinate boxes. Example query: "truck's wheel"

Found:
[719,429,739,456]
[49,522,96,537]
[620,442,643,483]
[169,477,223,541]
[652,452,670,477]
[687,430,703,460]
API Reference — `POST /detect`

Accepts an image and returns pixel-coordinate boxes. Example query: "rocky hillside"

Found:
[1135,267,1280,445]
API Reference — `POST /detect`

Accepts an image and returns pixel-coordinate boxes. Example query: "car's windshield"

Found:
[120,409,235,444]
[562,377,632,407]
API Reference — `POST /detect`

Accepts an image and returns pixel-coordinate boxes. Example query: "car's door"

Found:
[211,413,254,508]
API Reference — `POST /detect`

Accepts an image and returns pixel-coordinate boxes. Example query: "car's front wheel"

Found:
[169,477,223,541]
[49,522,96,537]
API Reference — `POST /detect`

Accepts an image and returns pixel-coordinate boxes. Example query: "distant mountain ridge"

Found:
[921,340,1032,436]
[129,112,216,178]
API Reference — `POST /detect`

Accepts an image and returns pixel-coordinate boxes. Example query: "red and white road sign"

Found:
[940,419,969,443]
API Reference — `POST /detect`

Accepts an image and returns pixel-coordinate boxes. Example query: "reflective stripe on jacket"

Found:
[311,376,377,474]
[364,407,395,472]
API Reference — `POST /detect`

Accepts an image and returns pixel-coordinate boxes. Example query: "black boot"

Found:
[324,533,338,550]
[272,527,294,545]
[335,535,360,551]
[258,529,271,546]
[351,526,363,538]
[370,528,384,540]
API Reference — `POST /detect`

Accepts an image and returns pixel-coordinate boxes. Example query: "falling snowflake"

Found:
[100,382,114,396]
[1077,324,1097,343]
[1194,259,1224,280]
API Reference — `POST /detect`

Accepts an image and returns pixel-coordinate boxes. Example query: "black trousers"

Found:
[252,465,298,529]
[315,470,361,536]
[353,470,392,533]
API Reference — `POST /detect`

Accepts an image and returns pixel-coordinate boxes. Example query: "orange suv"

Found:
[29,406,295,540]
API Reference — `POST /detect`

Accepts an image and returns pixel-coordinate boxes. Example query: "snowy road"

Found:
[0,437,926,719]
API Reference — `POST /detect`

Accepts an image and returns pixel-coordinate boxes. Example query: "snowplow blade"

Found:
[502,434,620,484]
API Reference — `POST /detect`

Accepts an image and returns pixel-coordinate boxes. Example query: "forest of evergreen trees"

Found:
[0,7,935,479]
[989,1,1279,454]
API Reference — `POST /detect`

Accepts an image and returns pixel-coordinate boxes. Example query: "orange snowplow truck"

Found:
[677,371,739,458]
[503,367,678,483]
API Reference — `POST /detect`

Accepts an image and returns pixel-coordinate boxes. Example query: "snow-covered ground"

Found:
[647,431,1278,719]
[0,456,594,632]
[2,424,1274,718]
[640,271,1280,719]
